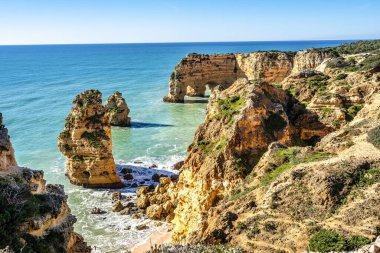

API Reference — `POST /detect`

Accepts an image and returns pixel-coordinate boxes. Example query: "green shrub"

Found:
[347,235,371,250]
[368,125,380,149]
[356,167,380,187]
[262,148,330,186]
[360,54,380,71]
[334,40,380,54]
[335,73,348,80]
[74,90,102,107]
[216,95,246,121]
[308,229,371,252]
[308,229,347,252]
[81,130,109,148]
[346,104,364,120]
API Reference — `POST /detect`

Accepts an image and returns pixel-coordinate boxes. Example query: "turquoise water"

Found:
[0,40,353,252]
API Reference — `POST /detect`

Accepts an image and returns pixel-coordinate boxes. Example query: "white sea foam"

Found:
[65,156,181,253]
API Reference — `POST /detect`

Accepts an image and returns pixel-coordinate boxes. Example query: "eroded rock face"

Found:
[163,50,331,103]
[105,92,131,127]
[0,114,90,253]
[163,40,380,252]
[57,90,122,188]
[171,78,330,243]
[0,113,17,170]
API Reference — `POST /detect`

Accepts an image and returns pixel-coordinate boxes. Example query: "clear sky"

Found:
[0,0,379,45]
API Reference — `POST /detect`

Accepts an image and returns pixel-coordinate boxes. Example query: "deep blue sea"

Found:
[0,40,354,252]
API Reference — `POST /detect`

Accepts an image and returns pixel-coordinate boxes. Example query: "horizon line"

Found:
[0,38,371,47]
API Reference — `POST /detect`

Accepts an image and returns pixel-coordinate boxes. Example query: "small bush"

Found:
[81,130,109,148]
[357,167,380,187]
[308,229,371,252]
[360,54,380,71]
[347,235,371,250]
[216,95,246,121]
[334,40,380,54]
[335,73,348,80]
[346,104,364,120]
[308,229,347,252]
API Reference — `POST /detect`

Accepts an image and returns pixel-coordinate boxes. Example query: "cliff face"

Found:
[105,91,131,127]
[58,90,122,188]
[171,78,330,243]
[0,114,90,253]
[163,50,328,103]
[0,113,17,170]
[160,40,380,252]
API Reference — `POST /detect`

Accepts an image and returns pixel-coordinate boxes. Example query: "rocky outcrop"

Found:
[0,113,17,170]
[163,40,380,252]
[136,177,176,222]
[163,50,331,103]
[105,92,131,127]
[57,90,123,188]
[0,114,90,253]
[170,78,330,243]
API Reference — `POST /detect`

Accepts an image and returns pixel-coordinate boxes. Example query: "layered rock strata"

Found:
[163,50,327,102]
[0,114,90,253]
[170,78,330,243]
[161,40,380,252]
[105,91,131,127]
[58,90,122,188]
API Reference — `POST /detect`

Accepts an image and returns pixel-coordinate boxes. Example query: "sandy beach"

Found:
[130,229,172,253]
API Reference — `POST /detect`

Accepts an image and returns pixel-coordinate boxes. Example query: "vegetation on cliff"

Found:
[153,40,380,253]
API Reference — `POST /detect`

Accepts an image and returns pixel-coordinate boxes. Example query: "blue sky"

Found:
[0,0,379,45]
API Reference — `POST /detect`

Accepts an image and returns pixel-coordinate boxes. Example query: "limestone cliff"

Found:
[0,114,90,253]
[170,78,330,244]
[105,91,131,127]
[163,49,331,103]
[58,90,122,188]
[160,40,380,252]
[0,113,17,170]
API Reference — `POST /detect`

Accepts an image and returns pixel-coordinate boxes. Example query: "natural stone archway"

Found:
[164,53,244,102]
[163,50,329,103]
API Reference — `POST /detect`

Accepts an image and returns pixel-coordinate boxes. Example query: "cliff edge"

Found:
[0,114,91,253]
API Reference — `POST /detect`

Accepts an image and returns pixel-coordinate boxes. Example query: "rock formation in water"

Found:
[105,91,131,127]
[0,114,91,253]
[157,40,380,252]
[57,90,123,188]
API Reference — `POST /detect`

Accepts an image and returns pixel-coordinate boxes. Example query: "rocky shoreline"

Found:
[1,39,380,252]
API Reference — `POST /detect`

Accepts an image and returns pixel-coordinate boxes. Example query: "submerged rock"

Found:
[105,91,131,127]
[57,90,123,188]
[91,207,106,214]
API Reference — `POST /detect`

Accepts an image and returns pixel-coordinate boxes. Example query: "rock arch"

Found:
[163,50,328,103]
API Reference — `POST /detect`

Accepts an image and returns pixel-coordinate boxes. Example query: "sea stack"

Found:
[105,91,131,127]
[58,89,123,188]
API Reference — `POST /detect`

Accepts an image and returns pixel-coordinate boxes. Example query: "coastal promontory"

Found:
[0,113,91,252]
[152,40,380,252]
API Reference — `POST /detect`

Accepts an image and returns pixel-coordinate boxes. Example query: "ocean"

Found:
[0,40,354,252]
